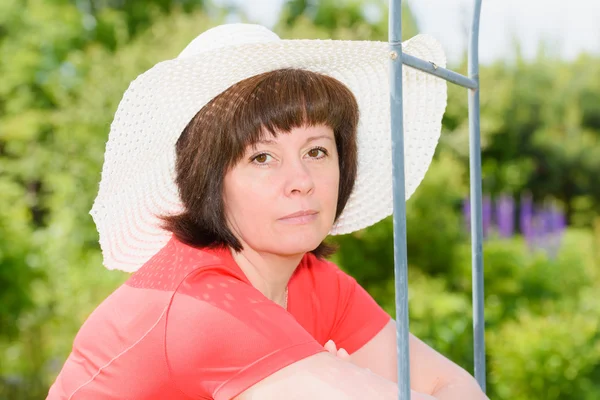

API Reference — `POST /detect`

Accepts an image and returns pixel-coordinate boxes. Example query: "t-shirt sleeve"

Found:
[165,269,326,400]
[326,263,392,355]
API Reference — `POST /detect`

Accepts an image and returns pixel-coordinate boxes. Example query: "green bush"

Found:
[452,228,597,326]
[488,293,600,400]
[330,149,468,285]
[2,1,600,399]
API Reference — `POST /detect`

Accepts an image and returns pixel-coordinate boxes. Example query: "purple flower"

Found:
[524,202,567,259]
[496,194,515,238]
[520,193,534,236]
[550,204,567,233]
[533,207,552,252]
[462,193,566,259]
[520,193,535,248]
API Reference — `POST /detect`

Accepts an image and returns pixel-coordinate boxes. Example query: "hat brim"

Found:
[90,36,448,272]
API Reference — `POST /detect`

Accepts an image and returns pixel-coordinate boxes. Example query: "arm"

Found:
[349,319,489,399]
[320,264,487,398]
[235,351,437,400]
[166,271,437,400]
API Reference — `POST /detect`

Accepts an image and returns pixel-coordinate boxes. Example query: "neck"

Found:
[230,243,303,307]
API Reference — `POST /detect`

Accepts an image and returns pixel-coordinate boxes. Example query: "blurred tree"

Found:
[0,0,85,345]
[278,0,418,41]
[0,0,218,342]
[442,52,600,226]
[329,148,468,285]
[2,1,600,398]
[71,0,209,45]
[0,0,218,395]
[487,289,600,400]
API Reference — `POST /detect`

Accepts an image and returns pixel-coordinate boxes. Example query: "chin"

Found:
[271,236,325,257]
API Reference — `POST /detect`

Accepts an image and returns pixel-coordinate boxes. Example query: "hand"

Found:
[410,390,438,400]
[323,340,441,400]
[324,340,351,361]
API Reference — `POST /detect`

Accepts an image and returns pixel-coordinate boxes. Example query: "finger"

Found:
[337,348,351,360]
[324,340,337,354]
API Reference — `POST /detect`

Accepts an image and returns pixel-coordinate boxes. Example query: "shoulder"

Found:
[300,253,359,294]
[126,237,243,291]
[164,255,322,399]
[72,239,239,349]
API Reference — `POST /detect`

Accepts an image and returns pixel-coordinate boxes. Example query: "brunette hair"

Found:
[160,68,359,258]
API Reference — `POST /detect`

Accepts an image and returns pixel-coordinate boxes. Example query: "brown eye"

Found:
[251,153,272,164]
[307,147,327,158]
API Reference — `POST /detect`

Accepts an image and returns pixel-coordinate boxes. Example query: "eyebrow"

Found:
[256,135,334,146]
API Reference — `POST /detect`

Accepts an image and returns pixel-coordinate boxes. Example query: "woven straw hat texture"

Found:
[90,24,448,272]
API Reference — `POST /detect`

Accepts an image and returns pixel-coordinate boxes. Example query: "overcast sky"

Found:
[216,0,600,65]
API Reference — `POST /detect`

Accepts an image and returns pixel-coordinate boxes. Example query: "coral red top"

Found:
[47,237,391,399]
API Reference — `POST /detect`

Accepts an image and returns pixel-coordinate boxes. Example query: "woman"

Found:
[48,24,488,399]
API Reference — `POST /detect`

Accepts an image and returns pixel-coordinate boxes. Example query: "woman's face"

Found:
[223,124,340,257]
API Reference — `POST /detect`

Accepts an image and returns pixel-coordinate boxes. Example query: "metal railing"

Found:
[389,0,486,398]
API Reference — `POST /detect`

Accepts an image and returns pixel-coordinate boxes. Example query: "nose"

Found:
[283,158,315,197]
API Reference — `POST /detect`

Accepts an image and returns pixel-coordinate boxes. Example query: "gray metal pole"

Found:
[388,1,411,399]
[402,53,478,89]
[468,0,487,392]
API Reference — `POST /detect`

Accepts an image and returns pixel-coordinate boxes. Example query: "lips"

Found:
[279,210,319,220]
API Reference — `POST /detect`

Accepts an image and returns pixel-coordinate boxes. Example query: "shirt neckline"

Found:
[171,237,306,312]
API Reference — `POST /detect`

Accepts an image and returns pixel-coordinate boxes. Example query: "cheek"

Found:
[324,175,340,200]
[314,165,340,214]
[225,174,274,220]
[323,163,340,194]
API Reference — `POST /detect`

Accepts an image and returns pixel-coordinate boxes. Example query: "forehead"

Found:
[252,124,335,147]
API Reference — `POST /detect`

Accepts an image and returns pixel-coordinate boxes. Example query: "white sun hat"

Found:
[90,23,448,272]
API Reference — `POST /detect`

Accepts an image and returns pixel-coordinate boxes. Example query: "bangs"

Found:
[165,68,359,258]
[209,69,359,166]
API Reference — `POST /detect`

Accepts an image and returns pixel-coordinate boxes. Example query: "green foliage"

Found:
[488,293,600,400]
[452,228,598,326]
[277,0,418,41]
[405,151,468,276]
[0,1,218,395]
[0,178,41,340]
[2,0,600,399]
[443,53,600,222]
[329,149,467,283]
[406,271,474,372]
